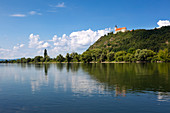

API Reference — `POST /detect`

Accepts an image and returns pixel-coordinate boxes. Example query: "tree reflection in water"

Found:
[19,63,170,97]
[80,63,170,96]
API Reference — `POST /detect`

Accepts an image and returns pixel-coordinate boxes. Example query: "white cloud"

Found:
[10,14,26,17]
[37,42,50,49]
[50,28,112,55]
[29,11,36,15]
[157,20,170,28]
[0,48,10,53]
[10,11,42,18]
[29,34,41,48]
[13,46,19,50]
[0,48,11,59]
[55,2,65,8]
[29,34,50,49]
[0,28,112,59]
[48,35,58,42]
[20,44,25,48]
[69,28,111,50]
[13,44,25,50]
[29,11,42,15]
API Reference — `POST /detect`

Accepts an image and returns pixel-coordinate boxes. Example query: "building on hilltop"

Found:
[114,25,127,34]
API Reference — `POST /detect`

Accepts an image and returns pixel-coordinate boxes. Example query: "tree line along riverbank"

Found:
[1,26,170,63]
[0,48,169,63]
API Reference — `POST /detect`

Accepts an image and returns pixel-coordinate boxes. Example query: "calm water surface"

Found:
[0,63,170,113]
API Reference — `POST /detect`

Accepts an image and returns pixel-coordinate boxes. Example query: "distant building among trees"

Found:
[114,25,127,34]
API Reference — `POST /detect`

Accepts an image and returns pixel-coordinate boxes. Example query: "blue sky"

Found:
[0,0,170,59]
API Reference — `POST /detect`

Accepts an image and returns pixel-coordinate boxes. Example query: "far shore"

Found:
[2,61,165,64]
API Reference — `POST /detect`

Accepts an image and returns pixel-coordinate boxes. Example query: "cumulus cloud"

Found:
[50,28,112,55]
[13,44,25,50]
[70,28,112,50]
[0,28,112,59]
[157,20,170,28]
[29,34,50,49]
[10,14,26,17]
[37,42,50,49]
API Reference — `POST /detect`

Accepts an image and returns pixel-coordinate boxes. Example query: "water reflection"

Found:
[44,64,50,76]
[70,63,169,97]
[20,64,50,92]
[0,63,170,113]
[5,63,170,97]
[36,63,170,96]
[158,92,170,102]
[56,63,64,71]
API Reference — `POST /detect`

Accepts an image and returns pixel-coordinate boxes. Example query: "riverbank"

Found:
[1,61,166,64]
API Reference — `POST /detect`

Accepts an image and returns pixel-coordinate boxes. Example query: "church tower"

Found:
[115,25,117,31]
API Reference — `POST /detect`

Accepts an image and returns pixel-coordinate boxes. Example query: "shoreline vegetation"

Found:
[1,26,170,64]
[0,48,169,63]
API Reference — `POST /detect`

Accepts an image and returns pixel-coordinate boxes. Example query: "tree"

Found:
[40,58,45,62]
[56,54,65,63]
[115,51,127,61]
[128,48,135,54]
[26,58,32,63]
[45,56,50,62]
[100,53,107,62]
[44,49,48,58]
[135,49,156,61]
[73,54,81,62]
[123,53,134,62]
[81,51,92,63]
[21,57,27,63]
[158,48,169,61]
[107,52,115,61]
[90,49,102,61]
[16,59,21,63]
[34,56,43,63]
[70,52,79,62]
[66,53,71,63]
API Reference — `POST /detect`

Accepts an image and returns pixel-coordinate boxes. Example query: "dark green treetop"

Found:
[44,49,48,58]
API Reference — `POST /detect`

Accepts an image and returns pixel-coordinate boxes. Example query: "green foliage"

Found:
[1,27,170,64]
[81,51,92,63]
[26,58,32,63]
[70,52,80,62]
[34,56,43,63]
[88,26,170,52]
[128,48,135,54]
[21,57,27,63]
[107,52,115,61]
[40,58,45,62]
[115,51,126,61]
[158,48,169,61]
[123,53,134,62]
[66,53,71,63]
[44,49,48,58]
[73,54,81,62]
[90,49,102,61]
[56,54,65,62]
[100,53,107,62]
[135,49,156,61]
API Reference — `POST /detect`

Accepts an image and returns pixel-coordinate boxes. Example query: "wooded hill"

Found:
[1,26,170,63]
[88,26,170,52]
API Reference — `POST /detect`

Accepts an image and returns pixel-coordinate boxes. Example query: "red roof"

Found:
[115,27,127,31]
